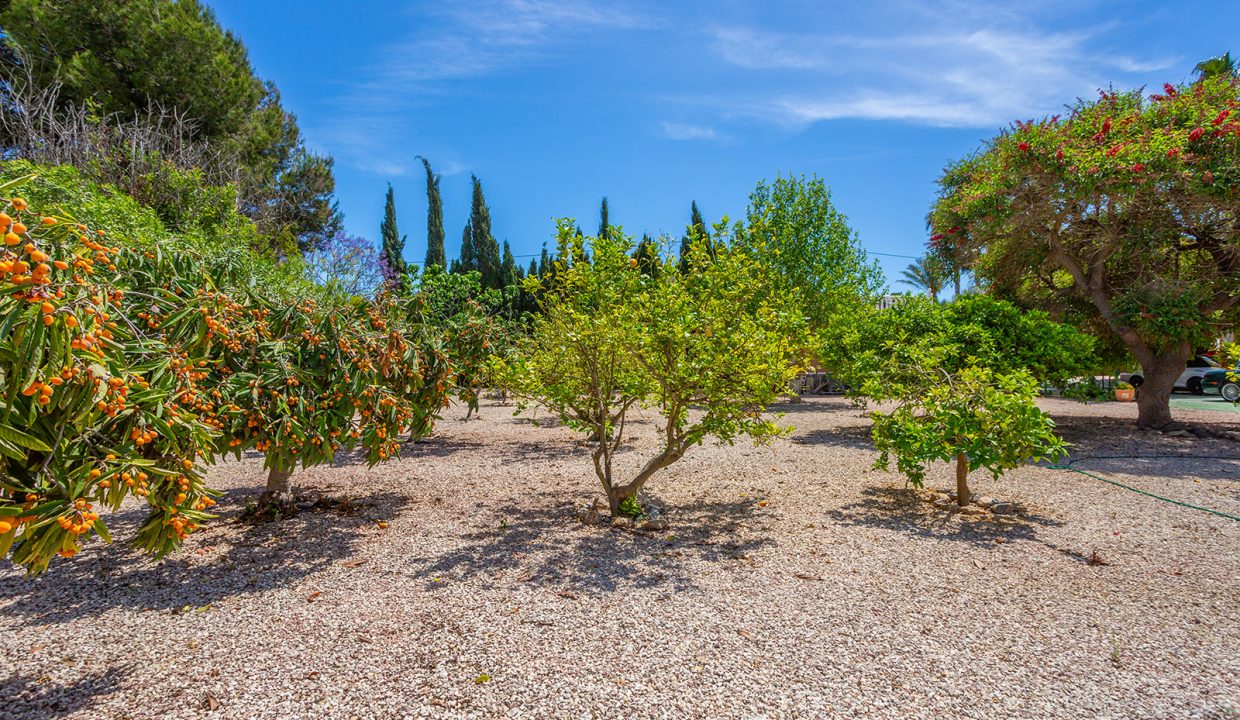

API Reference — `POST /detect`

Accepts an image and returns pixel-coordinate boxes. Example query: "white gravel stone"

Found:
[0,397,1237,719]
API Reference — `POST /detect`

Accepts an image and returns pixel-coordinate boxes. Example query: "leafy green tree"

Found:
[678,201,711,272]
[501,223,807,515]
[469,174,502,289]
[738,176,883,361]
[378,184,408,292]
[0,0,342,251]
[415,266,510,420]
[840,295,1092,507]
[632,233,660,278]
[931,74,1240,428]
[867,366,1066,507]
[899,254,948,301]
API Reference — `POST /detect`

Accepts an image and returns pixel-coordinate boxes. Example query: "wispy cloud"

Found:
[704,7,1177,129]
[330,0,652,175]
[660,122,722,141]
[377,0,649,87]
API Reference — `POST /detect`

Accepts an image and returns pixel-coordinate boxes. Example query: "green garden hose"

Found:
[1046,456,1240,522]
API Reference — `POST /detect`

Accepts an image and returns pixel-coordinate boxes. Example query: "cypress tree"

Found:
[379,184,408,290]
[633,233,659,279]
[457,220,476,273]
[501,240,517,288]
[679,200,711,272]
[470,175,502,289]
[538,244,550,277]
[419,157,446,270]
[598,196,610,240]
[527,258,538,278]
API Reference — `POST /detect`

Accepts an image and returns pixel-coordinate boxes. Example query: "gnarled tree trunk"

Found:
[1134,348,1192,430]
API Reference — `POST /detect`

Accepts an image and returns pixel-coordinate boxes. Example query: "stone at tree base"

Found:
[959,505,988,516]
[642,518,669,531]
[610,516,631,528]
[990,503,1015,515]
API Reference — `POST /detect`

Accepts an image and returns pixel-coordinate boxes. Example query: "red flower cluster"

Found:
[1017,141,1031,152]
[1189,127,1205,141]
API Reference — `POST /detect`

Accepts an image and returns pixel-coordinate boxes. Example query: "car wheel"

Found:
[1223,382,1240,403]
[1188,378,1204,396]
[1128,374,1144,387]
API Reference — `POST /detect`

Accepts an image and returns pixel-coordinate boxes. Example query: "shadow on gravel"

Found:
[1,666,128,718]
[768,397,863,416]
[411,495,774,593]
[792,425,875,451]
[827,485,1064,550]
[0,488,408,626]
[1049,415,1240,481]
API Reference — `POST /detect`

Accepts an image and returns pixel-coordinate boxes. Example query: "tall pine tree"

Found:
[379,184,409,291]
[469,175,502,289]
[419,157,446,270]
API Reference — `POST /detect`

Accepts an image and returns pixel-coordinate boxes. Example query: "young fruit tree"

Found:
[931,74,1240,428]
[500,221,807,515]
[866,365,1066,507]
[836,295,1090,506]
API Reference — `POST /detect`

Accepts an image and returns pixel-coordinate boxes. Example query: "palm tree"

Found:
[899,255,947,301]
[1195,52,1236,80]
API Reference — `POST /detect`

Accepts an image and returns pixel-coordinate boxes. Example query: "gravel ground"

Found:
[2,396,1238,719]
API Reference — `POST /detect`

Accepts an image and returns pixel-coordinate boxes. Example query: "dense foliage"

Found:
[867,365,1066,506]
[931,74,1240,428]
[501,223,807,514]
[0,0,342,252]
[0,171,451,573]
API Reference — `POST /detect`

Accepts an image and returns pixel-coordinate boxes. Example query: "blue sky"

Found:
[206,0,1237,284]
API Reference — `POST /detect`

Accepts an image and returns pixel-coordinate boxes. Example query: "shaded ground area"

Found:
[1,397,1237,719]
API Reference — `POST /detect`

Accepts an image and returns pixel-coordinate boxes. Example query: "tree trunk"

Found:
[955,453,970,507]
[1135,350,1191,429]
[261,466,294,506]
[606,485,634,515]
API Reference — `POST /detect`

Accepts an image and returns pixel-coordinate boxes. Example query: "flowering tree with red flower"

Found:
[931,74,1240,428]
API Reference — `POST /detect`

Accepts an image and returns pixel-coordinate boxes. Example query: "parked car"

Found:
[1119,354,1223,395]
[1201,368,1240,402]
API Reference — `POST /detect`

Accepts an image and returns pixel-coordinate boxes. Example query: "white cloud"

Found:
[704,7,1178,129]
[379,0,650,85]
[660,122,721,141]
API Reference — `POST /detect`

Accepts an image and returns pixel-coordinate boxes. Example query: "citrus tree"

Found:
[931,73,1240,428]
[838,296,1087,506]
[501,222,807,515]
[866,365,1066,507]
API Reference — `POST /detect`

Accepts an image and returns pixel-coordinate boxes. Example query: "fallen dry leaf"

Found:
[203,691,221,711]
[794,573,823,581]
[306,591,322,603]
[343,559,367,568]
[557,590,579,600]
